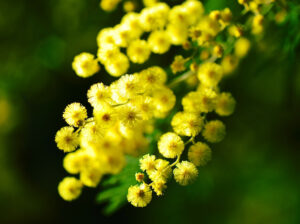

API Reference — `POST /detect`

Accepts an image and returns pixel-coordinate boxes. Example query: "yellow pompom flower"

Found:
[100,0,121,11]
[130,96,154,120]
[102,151,126,174]
[173,161,198,186]
[189,63,198,73]
[140,66,167,88]
[188,142,212,166]
[121,12,143,38]
[115,74,144,99]
[197,17,221,37]
[148,30,171,54]
[123,1,136,12]
[228,25,243,38]
[220,8,232,25]
[202,120,226,143]
[118,122,137,138]
[80,121,104,146]
[96,28,116,47]
[94,105,117,128]
[215,92,236,116]
[127,39,151,64]
[140,154,156,174]
[209,10,221,21]
[238,0,248,7]
[121,133,149,156]
[221,55,239,75]
[135,172,145,182]
[58,177,83,201]
[80,166,102,187]
[183,0,204,25]
[234,37,251,58]
[151,181,167,196]
[197,32,213,46]
[250,2,259,13]
[152,86,176,115]
[139,3,170,31]
[87,83,111,108]
[105,52,130,77]
[127,184,152,207]
[72,52,100,78]
[63,103,87,127]
[167,24,188,45]
[88,136,118,155]
[143,0,158,7]
[133,136,150,152]
[97,44,120,64]
[182,89,216,113]
[213,44,223,58]
[119,104,143,128]
[63,150,92,174]
[197,87,217,112]
[171,55,187,74]
[171,112,203,137]
[55,126,79,152]
[110,80,130,104]
[63,152,80,174]
[169,5,190,26]
[252,14,264,34]
[197,62,223,87]
[148,159,172,182]
[158,132,184,158]
[114,24,136,48]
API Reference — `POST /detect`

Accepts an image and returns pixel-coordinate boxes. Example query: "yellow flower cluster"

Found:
[238,0,274,34]
[55,0,278,207]
[124,1,244,208]
[55,65,177,200]
[128,71,236,207]
[72,0,206,78]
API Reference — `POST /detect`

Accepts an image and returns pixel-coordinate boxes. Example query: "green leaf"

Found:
[96,156,139,215]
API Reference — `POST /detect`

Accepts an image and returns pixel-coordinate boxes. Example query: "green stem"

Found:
[170,154,181,167]
[111,100,129,107]
[185,136,195,145]
[168,71,195,88]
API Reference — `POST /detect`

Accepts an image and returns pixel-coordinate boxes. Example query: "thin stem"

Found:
[208,55,217,62]
[185,136,195,145]
[111,100,129,107]
[75,126,83,134]
[170,154,181,167]
[85,117,94,123]
[167,54,218,89]
[168,70,195,88]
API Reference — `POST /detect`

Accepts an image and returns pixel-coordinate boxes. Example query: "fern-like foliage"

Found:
[96,156,139,215]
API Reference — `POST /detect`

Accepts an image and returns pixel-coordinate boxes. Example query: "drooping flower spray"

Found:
[54,0,285,208]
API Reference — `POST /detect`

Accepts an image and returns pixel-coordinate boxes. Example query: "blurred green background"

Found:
[0,0,299,223]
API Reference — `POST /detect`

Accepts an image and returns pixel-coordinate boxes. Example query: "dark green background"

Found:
[0,0,299,223]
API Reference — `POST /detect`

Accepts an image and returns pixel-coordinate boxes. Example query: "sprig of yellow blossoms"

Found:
[55,0,280,207]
